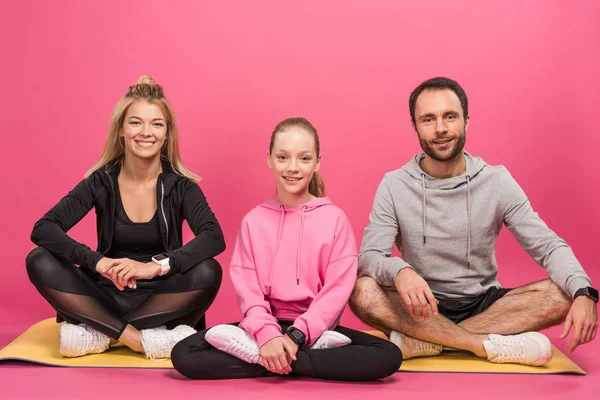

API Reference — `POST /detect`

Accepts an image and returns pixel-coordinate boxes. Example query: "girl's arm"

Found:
[230,219,283,347]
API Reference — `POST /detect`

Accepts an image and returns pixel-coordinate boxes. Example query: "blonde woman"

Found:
[26,76,225,359]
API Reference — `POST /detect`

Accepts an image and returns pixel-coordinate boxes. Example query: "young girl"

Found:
[171,117,402,381]
[26,76,225,359]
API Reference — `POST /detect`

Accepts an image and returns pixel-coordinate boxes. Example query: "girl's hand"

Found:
[259,336,297,375]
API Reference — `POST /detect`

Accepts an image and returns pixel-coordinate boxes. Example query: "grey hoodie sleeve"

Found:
[501,169,591,298]
[358,177,412,286]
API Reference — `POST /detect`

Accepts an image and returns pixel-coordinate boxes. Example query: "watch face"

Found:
[589,287,599,299]
[153,254,168,262]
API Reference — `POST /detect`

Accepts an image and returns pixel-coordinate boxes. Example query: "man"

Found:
[350,77,598,366]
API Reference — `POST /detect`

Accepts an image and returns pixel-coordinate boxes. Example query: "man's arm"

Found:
[500,168,591,297]
[358,176,412,286]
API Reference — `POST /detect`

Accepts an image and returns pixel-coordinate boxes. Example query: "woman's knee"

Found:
[186,258,223,290]
[25,247,59,283]
[376,340,402,378]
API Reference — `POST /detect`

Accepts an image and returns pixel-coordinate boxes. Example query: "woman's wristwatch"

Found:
[152,254,171,276]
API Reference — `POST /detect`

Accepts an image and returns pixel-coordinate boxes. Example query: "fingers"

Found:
[102,261,120,274]
[277,352,291,374]
[560,314,572,339]
[425,288,439,316]
[282,340,297,362]
[409,293,422,318]
[569,321,583,352]
[399,292,414,317]
[416,292,430,319]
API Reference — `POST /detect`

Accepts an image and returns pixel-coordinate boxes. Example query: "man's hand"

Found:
[395,267,439,319]
[560,296,598,352]
[259,336,297,375]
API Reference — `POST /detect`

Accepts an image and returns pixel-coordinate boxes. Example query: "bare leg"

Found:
[118,325,144,353]
[459,279,571,334]
[349,277,488,357]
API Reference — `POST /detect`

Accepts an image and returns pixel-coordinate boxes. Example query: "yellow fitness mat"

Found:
[0,319,585,374]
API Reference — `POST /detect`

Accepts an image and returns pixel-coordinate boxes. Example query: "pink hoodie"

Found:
[230,197,358,347]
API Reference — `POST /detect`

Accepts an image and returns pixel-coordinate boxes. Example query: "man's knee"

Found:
[186,258,223,290]
[349,277,382,313]
[546,282,571,319]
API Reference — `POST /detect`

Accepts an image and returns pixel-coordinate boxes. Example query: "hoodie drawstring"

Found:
[420,173,473,269]
[421,174,427,244]
[296,206,307,285]
[466,175,471,269]
[268,205,285,294]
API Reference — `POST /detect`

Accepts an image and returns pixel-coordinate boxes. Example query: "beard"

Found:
[417,128,466,162]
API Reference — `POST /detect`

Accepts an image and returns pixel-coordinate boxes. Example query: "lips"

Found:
[433,138,453,145]
[135,140,155,148]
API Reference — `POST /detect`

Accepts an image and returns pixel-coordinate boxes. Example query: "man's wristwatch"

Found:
[574,286,599,303]
[151,254,171,276]
[286,326,307,347]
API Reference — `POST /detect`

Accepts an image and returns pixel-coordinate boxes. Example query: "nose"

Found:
[140,124,152,136]
[435,118,448,134]
[287,159,300,172]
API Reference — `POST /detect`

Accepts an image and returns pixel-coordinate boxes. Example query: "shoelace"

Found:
[145,330,186,360]
[226,338,259,363]
[492,338,526,362]
[76,326,108,356]
[413,339,441,356]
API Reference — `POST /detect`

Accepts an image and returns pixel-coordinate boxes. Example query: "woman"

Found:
[26,76,225,359]
[171,117,402,381]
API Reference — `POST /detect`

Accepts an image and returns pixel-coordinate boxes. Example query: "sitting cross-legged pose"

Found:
[350,77,597,366]
[26,76,226,359]
[172,117,402,381]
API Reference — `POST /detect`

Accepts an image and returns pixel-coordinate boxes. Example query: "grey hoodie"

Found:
[358,152,591,299]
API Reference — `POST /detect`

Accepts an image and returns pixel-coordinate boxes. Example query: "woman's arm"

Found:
[292,215,358,346]
[165,181,226,274]
[30,176,103,270]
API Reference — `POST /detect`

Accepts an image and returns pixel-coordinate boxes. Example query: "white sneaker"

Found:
[205,324,263,365]
[58,323,110,358]
[141,325,196,360]
[483,332,552,366]
[309,331,352,350]
[389,331,442,359]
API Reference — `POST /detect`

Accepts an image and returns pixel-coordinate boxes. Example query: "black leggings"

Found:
[171,321,402,381]
[26,247,222,339]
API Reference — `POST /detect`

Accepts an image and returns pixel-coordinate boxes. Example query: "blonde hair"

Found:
[269,117,326,198]
[85,76,199,181]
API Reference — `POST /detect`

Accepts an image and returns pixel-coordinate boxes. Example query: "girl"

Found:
[171,117,402,381]
[26,76,225,359]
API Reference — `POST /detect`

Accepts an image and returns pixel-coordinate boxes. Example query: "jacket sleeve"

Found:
[30,176,104,270]
[358,176,412,287]
[165,181,226,274]
[231,219,282,347]
[501,169,591,298]
[292,215,358,346]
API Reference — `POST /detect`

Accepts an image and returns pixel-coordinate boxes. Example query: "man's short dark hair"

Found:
[409,77,469,124]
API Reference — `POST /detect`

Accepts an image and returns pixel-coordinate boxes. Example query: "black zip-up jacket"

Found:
[31,160,226,274]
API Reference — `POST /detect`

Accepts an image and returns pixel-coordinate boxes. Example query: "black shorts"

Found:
[437,286,512,323]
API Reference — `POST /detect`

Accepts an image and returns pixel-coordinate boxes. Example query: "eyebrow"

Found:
[418,110,460,120]
[127,116,166,122]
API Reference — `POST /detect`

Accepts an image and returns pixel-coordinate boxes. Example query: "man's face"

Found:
[413,89,469,162]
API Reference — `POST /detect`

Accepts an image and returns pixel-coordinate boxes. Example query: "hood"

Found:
[401,151,487,269]
[259,197,334,294]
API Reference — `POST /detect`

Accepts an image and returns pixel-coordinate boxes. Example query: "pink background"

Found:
[1,1,599,397]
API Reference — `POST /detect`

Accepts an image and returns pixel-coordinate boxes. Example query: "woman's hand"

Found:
[108,259,161,288]
[95,257,128,290]
[259,336,297,375]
